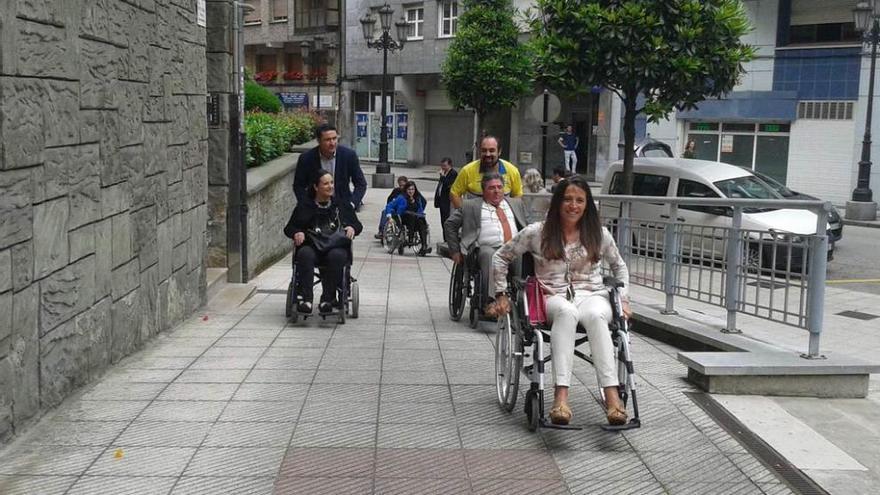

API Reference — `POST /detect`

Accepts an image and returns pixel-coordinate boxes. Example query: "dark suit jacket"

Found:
[434,168,458,209]
[293,145,367,208]
[283,198,363,239]
[444,197,529,255]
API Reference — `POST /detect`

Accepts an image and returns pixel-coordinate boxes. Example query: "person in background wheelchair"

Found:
[283,169,362,315]
[389,181,431,256]
[490,175,631,427]
[374,175,409,240]
[445,173,530,315]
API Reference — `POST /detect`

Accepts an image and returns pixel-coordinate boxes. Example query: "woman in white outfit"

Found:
[490,175,631,426]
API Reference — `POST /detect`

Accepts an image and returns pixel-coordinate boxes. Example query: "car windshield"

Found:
[713,176,782,212]
[753,171,795,197]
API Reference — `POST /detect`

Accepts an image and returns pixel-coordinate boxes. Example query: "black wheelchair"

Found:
[284,247,359,324]
[382,213,431,255]
[495,273,641,432]
[448,249,483,328]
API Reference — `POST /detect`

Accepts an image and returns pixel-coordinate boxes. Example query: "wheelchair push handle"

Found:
[602,276,625,289]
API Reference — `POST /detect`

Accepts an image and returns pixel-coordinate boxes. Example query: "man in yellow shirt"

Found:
[450,135,523,208]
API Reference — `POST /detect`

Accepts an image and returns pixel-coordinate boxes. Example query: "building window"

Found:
[438,1,458,38]
[406,7,424,40]
[244,0,261,25]
[296,0,326,29]
[798,101,854,120]
[272,0,288,21]
[785,0,860,46]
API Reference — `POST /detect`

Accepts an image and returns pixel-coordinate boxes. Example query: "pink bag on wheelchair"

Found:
[525,276,548,325]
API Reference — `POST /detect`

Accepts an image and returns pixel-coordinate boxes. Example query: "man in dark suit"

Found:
[293,124,367,209]
[444,173,529,313]
[434,157,457,241]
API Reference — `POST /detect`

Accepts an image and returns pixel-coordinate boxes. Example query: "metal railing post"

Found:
[618,200,631,261]
[661,202,679,315]
[723,206,743,333]
[803,204,829,359]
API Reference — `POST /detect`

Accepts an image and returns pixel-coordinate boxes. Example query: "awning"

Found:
[678,91,799,122]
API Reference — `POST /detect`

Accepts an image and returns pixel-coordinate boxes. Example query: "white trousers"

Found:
[563,150,577,173]
[545,291,617,388]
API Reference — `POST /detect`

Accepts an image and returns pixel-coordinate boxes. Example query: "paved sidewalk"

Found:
[0,186,792,494]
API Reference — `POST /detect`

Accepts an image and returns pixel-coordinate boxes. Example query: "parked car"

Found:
[743,169,843,242]
[600,157,834,272]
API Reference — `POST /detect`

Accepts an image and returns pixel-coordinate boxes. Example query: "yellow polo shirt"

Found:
[450,159,523,199]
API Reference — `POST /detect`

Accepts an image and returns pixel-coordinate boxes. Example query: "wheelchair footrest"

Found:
[600,418,641,432]
[539,419,583,431]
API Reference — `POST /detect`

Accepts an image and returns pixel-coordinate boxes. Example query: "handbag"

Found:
[525,276,548,325]
[306,229,350,253]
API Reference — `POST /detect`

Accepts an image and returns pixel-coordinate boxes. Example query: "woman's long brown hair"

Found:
[540,175,602,263]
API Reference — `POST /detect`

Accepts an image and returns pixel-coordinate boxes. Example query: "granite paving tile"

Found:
[458,424,547,450]
[0,475,77,495]
[136,401,227,422]
[203,422,296,447]
[53,400,150,422]
[299,401,378,423]
[171,476,275,495]
[279,448,375,477]
[174,369,250,383]
[245,369,316,383]
[312,369,382,384]
[23,421,128,447]
[218,401,302,422]
[373,477,472,494]
[464,449,561,479]
[115,421,212,447]
[233,383,311,401]
[470,478,569,495]
[374,448,466,478]
[290,423,377,448]
[273,476,373,495]
[80,382,166,401]
[157,383,239,401]
[86,446,196,476]
[566,478,666,495]
[378,401,456,424]
[66,475,177,495]
[183,447,286,477]
[377,423,462,449]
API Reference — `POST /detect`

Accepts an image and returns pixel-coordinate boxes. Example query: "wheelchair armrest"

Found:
[603,275,625,289]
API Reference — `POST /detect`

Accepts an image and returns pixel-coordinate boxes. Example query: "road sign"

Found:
[529,92,561,124]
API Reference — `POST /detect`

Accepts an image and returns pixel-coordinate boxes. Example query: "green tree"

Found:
[441,0,534,150]
[531,0,755,193]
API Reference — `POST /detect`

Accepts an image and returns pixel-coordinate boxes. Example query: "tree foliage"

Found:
[531,0,755,193]
[244,80,282,113]
[441,0,534,141]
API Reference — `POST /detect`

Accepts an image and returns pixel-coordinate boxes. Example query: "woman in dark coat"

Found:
[283,169,363,314]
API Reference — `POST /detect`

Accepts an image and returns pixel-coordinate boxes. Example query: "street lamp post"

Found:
[360,3,409,188]
[300,37,336,113]
[849,1,879,220]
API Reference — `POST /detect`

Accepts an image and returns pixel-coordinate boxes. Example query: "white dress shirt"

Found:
[478,200,518,248]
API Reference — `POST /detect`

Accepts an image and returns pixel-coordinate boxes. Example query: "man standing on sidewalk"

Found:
[293,124,367,209]
[558,125,579,174]
[434,157,457,241]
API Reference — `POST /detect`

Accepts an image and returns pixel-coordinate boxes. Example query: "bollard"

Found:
[723,207,743,334]
[803,203,829,359]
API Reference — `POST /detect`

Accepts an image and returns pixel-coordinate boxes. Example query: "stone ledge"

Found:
[678,352,880,398]
[246,153,299,196]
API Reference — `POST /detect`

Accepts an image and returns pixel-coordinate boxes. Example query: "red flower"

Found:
[283,71,304,80]
[255,70,279,83]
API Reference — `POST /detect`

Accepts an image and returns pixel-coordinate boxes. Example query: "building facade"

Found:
[242,0,342,116]
[341,0,620,179]
[645,0,878,206]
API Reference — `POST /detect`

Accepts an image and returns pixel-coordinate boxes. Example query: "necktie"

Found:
[496,205,512,243]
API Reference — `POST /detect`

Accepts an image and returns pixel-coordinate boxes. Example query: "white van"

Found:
[599,157,834,271]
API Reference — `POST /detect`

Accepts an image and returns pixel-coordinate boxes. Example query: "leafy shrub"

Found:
[244,111,319,167]
[244,80,281,113]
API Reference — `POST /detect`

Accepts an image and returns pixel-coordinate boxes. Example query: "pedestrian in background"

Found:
[523,168,545,193]
[682,139,696,159]
[558,125,579,174]
[434,157,457,241]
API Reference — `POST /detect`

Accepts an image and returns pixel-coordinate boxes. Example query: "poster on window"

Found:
[721,135,734,153]
[396,114,408,140]
[356,114,368,138]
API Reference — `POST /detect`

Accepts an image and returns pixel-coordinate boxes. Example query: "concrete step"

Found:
[678,351,880,398]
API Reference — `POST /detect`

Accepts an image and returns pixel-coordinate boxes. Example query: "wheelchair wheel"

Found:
[383,221,399,254]
[350,280,359,318]
[285,279,295,318]
[448,263,466,321]
[524,389,540,432]
[495,314,522,412]
[468,270,481,329]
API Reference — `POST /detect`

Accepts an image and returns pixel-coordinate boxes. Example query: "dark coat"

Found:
[293,145,367,208]
[283,198,363,241]
[434,168,458,208]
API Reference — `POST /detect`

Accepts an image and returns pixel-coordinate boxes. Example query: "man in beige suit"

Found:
[444,173,529,313]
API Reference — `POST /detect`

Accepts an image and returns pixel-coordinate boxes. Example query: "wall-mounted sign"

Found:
[356,114,368,138]
[519,152,533,164]
[197,0,206,27]
[314,95,333,108]
[279,92,309,109]
[396,114,408,140]
[207,93,220,127]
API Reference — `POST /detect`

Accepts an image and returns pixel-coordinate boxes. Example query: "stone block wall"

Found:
[245,154,299,278]
[0,0,208,441]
